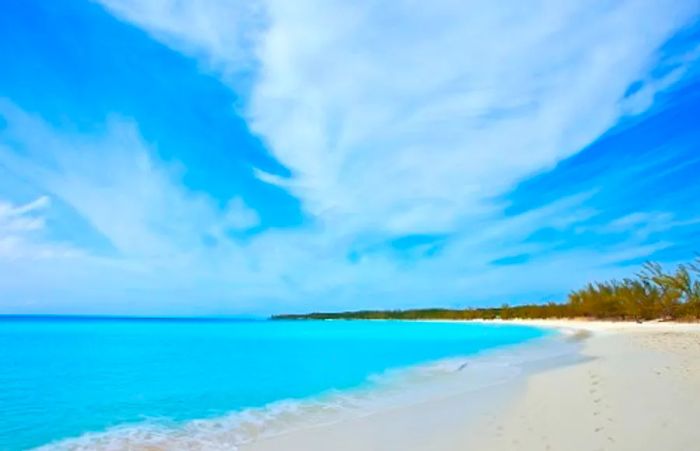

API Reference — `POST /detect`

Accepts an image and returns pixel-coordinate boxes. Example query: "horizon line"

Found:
[0,314,267,321]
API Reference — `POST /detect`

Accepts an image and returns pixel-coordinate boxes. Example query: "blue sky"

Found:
[1,0,699,315]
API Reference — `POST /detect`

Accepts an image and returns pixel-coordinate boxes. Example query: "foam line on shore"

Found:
[36,328,579,450]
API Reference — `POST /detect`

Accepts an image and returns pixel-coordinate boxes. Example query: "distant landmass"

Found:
[273,257,700,322]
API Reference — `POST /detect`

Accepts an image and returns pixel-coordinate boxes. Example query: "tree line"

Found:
[272,257,700,322]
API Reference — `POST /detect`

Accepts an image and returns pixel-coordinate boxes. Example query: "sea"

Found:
[0,316,562,450]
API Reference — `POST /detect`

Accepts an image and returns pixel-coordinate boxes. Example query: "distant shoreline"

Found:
[274,257,700,323]
[272,310,700,324]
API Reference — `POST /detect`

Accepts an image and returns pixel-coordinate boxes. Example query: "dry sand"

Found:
[242,320,700,451]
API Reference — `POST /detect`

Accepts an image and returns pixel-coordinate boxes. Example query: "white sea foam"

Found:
[35,332,581,451]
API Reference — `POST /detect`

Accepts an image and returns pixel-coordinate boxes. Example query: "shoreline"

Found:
[34,321,558,450]
[37,322,567,450]
[240,322,582,451]
[243,320,700,451]
[34,320,700,450]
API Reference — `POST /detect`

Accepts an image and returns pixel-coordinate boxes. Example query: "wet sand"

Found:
[243,320,700,451]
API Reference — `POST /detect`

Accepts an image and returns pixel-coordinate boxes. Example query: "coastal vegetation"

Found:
[273,257,700,322]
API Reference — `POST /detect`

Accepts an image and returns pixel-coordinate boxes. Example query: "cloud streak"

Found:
[100,0,700,233]
[1,1,699,314]
[0,195,80,259]
[246,0,699,235]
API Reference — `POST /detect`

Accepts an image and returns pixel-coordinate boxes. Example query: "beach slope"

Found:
[243,321,700,451]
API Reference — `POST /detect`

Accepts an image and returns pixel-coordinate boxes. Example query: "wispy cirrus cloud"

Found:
[98,0,266,82]
[1,100,636,312]
[100,0,700,237]
[0,1,699,314]
[250,0,700,235]
[0,100,261,258]
[0,195,80,259]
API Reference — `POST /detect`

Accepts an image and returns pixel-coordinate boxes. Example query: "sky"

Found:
[1,0,700,316]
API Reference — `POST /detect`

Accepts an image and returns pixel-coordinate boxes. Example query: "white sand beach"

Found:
[243,320,700,451]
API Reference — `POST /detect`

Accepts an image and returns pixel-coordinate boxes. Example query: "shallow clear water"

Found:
[0,317,547,450]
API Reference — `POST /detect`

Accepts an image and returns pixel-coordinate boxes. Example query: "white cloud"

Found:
[246,0,699,235]
[0,196,49,233]
[0,195,80,259]
[217,197,260,233]
[0,103,672,311]
[598,211,700,239]
[0,100,235,258]
[2,1,699,313]
[98,0,265,83]
[99,0,700,236]
[0,101,282,312]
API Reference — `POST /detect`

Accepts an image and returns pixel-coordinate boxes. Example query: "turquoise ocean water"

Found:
[0,317,548,450]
